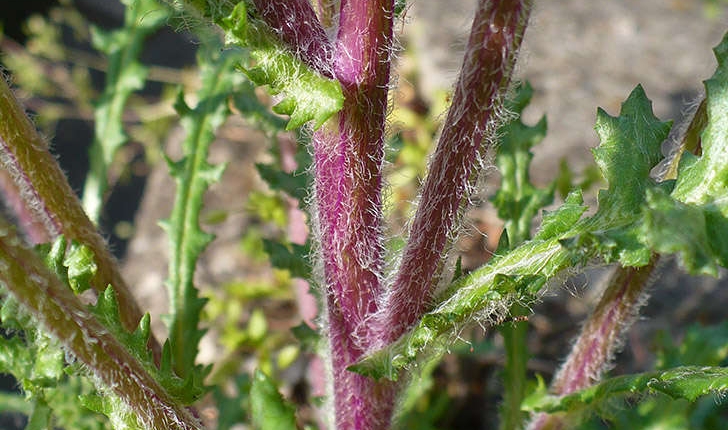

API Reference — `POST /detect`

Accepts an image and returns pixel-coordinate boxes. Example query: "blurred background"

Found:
[2,0,728,428]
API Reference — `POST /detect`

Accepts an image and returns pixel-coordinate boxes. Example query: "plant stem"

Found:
[500,305,530,430]
[310,0,396,427]
[250,0,333,77]
[526,260,657,430]
[375,0,533,347]
[0,218,200,430]
[0,78,150,339]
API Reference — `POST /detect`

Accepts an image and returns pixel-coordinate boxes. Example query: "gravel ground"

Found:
[411,0,727,183]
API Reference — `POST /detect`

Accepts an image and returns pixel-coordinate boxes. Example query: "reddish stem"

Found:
[251,0,334,77]
[375,0,532,347]
[311,0,395,427]
[527,261,657,430]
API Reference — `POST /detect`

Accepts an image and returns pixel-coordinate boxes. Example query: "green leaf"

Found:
[643,188,728,276]
[639,34,728,275]
[80,394,144,429]
[82,0,169,222]
[492,82,553,247]
[671,35,728,212]
[256,163,308,201]
[64,241,98,294]
[250,369,298,430]
[262,239,311,280]
[220,2,343,130]
[213,374,251,429]
[591,85,671,218]
[162,41,242,383]
[533,190,586,241]
[523,366,728,414]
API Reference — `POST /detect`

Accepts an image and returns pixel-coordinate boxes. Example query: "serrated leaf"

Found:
[639,34,728,274]
[250,369,298,430]
[492,82,552,247]
[164,42,242,383]
[523,366,728,414]
[671,34,728,212]
[591,85,672,217]
[82,0,169,222]
[220,2,343,130]
[90,286,207,405]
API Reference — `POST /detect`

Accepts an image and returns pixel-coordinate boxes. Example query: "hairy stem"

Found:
[250,0,334,77]
[311,0,396,428]
[0,219,200,430]
[0,78,150,340]
[526,260,657,430]
[375,0,533,347]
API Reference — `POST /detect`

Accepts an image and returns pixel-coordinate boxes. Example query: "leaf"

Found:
[256,163,308,201]
[213,374,251,429]
[80,394,144,429]
[643,188,728,276]
[533,190,586,241]
[523,366,728,413]
[220,2,343,130]
[262,239,311,280]
[64,240,97,294]
[591,84,671,218]
[640,33,728,275]
[250,369,298,430]
[671,34,728,211]
[162,42,241,383]
[492,81,553,247]
[83,0,169,222]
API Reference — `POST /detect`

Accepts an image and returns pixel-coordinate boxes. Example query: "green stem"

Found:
[0,218,201,430]
[499,305,529,430]
[82,0,167,223]
[0,77,151,342]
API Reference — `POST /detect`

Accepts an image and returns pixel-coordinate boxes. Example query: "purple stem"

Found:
[373,0,532,347]
[527,261,657,430]
[311,0,395,427]
[251,0,334,77]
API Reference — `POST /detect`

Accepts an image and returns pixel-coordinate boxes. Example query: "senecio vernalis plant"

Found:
[2,0,728,429]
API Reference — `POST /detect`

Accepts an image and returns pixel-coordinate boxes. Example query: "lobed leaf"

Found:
[491,81,552,247]
[220,2,343,130]
[523,366,728,414]
[161,42,241,383]
[82,0,169,222]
